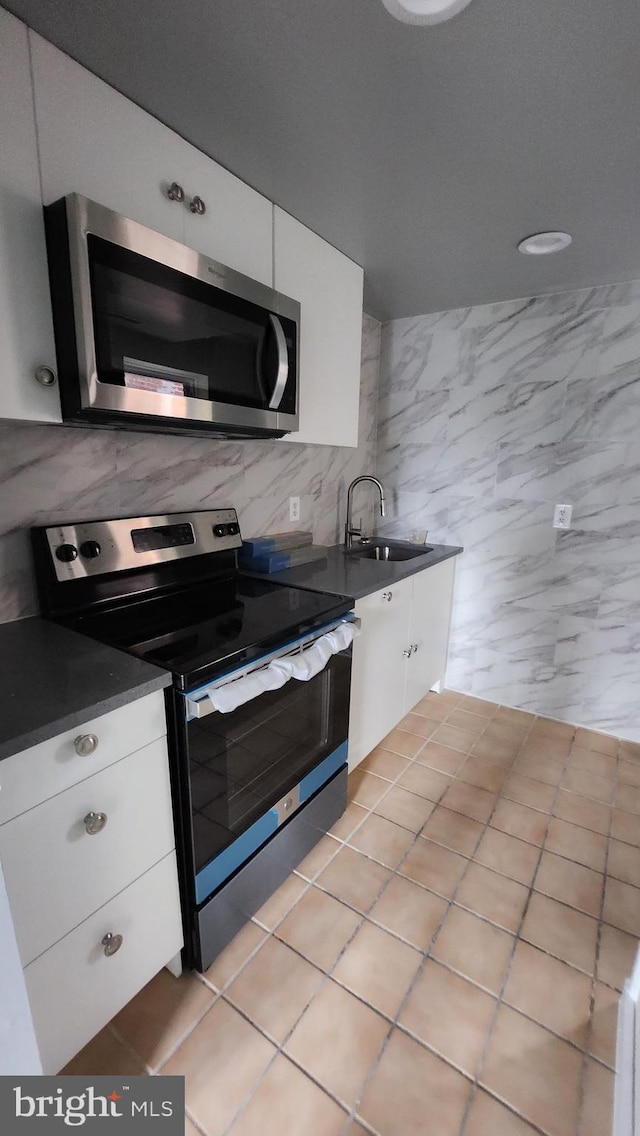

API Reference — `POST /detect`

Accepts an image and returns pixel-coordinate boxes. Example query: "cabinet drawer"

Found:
[25,852,183,1074]
[0,691,167,824]
[0,738,176,967]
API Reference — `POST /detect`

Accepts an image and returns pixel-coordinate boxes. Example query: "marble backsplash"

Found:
[0,315,381,623]
[377,281,640,742]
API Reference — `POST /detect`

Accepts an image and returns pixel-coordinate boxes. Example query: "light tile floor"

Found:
[64,689,640,1135]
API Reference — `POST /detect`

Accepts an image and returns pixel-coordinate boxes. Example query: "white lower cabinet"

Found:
[0,738,176,967]
[24,853,182,1074]
[348,578,412,771]
[0,692,183,1073]
[348,559,457,770]
[0,690,167,825]
[403,559,457,714]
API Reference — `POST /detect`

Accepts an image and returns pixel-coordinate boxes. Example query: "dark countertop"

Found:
[0,617,171,762]
[259,542,463,601]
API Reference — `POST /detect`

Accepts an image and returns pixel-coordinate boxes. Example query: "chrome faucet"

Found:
[344,476,386,549]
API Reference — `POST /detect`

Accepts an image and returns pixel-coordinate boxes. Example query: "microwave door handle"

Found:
[267,314,289,410]
[255,325,269,403]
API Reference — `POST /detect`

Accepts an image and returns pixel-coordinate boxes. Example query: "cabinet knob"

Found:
[74,733,99,756]
[84,810,107,835]
[411,643,419,654]
[167,181,185,202]
[382,591,393,602]
[101,932,123,957]
[189,195,206,215]
[403,647,412,657]
[34,365,56,387]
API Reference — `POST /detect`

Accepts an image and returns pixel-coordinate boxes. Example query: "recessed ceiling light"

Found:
[380,0,475,25]
[518,231,573,255]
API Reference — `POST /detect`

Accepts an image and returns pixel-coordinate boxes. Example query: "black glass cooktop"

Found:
[61,574,353,691]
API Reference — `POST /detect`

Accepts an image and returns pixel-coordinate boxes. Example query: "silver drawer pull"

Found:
[34,365,56,387]
[403,647,412,657]
[74,733,99,756]
[190,195,206,215]
[84,810,107,835]
[101,932,123,957]
[382,591,393,602]
[411,643,419,654]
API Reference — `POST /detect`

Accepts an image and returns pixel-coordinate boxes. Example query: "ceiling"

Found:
[7,0,640,320]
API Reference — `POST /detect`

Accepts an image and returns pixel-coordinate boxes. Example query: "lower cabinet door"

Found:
[0,737,176,967]
[24,852,183,1074]
[404,559,456,714]
[348,579,412,770]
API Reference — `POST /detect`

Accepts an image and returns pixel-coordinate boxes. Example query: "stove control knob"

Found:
[227,523,240,536]
[213,524,227,537]
[55,543,78,563]
[80,540,101,559]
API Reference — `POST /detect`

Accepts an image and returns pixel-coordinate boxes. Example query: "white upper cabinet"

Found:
[30,33,191,242]
[30,34,273,285]
[183,148,273,285]
[2,20,361,442]
[0,10,59,423]
[274,208,364,448]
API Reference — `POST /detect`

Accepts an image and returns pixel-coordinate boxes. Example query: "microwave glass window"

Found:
[87,235,296,414]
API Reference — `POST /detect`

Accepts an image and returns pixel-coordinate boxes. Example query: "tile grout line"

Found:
[575,736,620,1136]
[452,718,572,1136]
[459,717,623,1131]
[342,700,543,1132]
[215,692,487,1135]
[223,698,619,1135]
[115,693,628,1136]
[201,702,469,1136]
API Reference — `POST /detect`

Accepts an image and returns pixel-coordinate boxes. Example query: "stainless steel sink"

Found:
[348,540,433,562]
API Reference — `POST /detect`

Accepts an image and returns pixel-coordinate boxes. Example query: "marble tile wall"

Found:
[377,282,640,742]
[0,315,381,623]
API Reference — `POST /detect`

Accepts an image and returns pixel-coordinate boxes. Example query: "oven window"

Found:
[87,234,297,414]
[187,651,350,874]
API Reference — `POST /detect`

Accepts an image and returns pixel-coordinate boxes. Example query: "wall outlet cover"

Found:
[553,503,572,529]
[289,496,300,522]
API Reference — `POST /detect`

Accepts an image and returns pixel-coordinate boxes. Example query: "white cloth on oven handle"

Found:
[206,620,358,714]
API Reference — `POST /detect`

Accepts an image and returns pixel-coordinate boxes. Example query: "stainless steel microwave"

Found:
[44,194,300,439]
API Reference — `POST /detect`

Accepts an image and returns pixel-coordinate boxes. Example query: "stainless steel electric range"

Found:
[32,509,355,970]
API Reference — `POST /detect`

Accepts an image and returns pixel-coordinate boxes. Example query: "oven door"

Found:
[182,620,354,906]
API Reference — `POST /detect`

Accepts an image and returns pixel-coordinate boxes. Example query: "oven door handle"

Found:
[185,617,358,720]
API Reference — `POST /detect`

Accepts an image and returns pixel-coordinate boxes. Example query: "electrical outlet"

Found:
[289,496,300,522]
[553,503,572,529]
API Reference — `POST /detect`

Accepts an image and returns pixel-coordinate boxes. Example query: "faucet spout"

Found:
[344,476,387,549]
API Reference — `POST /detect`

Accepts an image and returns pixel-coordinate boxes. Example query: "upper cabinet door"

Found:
[0,11,59,423]
[30,33,190,243]
[183,149,273,286]
[30,33,273,286]
[274,208,363,448]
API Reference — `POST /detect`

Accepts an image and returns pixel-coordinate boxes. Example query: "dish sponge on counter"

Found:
[238,543,328,574]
